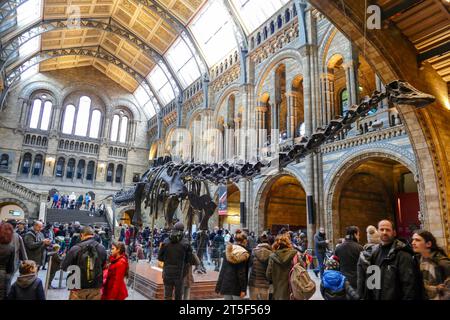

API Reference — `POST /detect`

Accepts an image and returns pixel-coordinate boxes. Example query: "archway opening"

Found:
[263,175,307,234]
[291,75,304,137]
[333,157,420,244]
[218,184,240,233]
[275,64,287,140]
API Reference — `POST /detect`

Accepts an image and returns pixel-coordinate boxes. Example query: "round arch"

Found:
[0,198,31,219]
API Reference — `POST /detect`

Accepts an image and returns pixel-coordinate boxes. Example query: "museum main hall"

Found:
[0,0,448,301]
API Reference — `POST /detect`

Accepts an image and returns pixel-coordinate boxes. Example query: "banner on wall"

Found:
[218,185,228,216]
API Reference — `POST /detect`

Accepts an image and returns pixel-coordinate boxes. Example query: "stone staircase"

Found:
[0,175,42,203]
[46,208,110,227]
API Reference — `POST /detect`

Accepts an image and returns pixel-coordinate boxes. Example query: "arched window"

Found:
[21,153,32,175]
[86,161,95,181]
[55,157,65,177]
[29,99,42,129]
[106,164,114,182]
[62,96,102,138]
[0,154,8,169]
[89,110,101,138]
[270,21,275,34]
[32,155,43,176]
[340,89,349,115]
[119,116,128,143]
[29,95,53,131]
[62,105,76,134]
[77,160,85,179]
[75,96,91,136]
[115,164,123,183]
[285,9,291,22]
[66,159,75,179]
[277,15,283,28]
[110,115,119,142]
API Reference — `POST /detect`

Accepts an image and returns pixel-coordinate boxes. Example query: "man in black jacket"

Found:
[314,227,329,278]
[335,226,363,289]
[158,222,193,300]
[23,221,51,269]
[358,220,420,300]
[61,226,107,300]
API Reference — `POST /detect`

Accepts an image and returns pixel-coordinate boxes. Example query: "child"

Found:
[320,256,359,300]
[8,260,45,300]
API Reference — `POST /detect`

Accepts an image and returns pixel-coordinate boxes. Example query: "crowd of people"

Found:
[49,192,105,217]
[0,217,449,301]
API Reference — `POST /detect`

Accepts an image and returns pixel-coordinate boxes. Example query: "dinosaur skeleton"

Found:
[113,80,434,270]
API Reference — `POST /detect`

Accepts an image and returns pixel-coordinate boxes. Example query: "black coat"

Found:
[158,231,192,283]
[358,239,420,300]
[7,275,45,300]
[216,244,250,296]
[314,232,328,256]
[335,239,363,288]
[0,243,15,300]
[23,230,46,266]
[212,235,225,259]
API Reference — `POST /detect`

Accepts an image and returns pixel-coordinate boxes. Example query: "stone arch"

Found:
[255,49,304,101]
[110,99,143,122]
[17,81,63,106]
[324,146,420,243]
[213,85,240,121]
[60,83,112,109]
[253,168,307,234]
[0,198,31,218]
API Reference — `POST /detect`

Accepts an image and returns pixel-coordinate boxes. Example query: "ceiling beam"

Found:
[381,0,424,21]
[1,46,162,111]
[418,41,450,63]
[0,0,27,23]
[136,0,209,74]
[0,18,184,94]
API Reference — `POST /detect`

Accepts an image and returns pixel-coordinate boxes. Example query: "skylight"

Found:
[17,0,43,28]
[230,0,290,34]
[148,65,175,105]
[19,35,40,58]
[189,0,237,66]
[166,37,201,88]
[134,85,158,118]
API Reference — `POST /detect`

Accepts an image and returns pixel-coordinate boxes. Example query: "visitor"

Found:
[224,229,231,243]
[215,230,250,300]
[47,244,63,289]
[61,226,107,300]
[51,192,59,208]
[23,221,51,269]
[412,230,450,300]
[320,256,359,300]
[357,219,420,300]
[85,193,91,210]
[183,249,201,300]
[69,192,76,209]
[7,260,45,300]
[98,202,105,217]
[102,241,129,300]
[334,226,363,289]
[89,201,95,217]
[76,194,83,210]
[357,225,381,299]
[16,221,27,238]
[266,233,298,300]
[313,227,329,278]
[212,229,225,272]
[158,222,192,300]
[0,222,15,300]
[6,220,28,274]
[248,233,272,300]
[247,231,257,251]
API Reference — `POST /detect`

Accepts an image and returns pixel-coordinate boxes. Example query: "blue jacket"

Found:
[322,270,346,292]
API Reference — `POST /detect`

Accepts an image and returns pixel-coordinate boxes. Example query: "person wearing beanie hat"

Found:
[320,256,359,300]
[248,232,272,300]
[158,222,193,300]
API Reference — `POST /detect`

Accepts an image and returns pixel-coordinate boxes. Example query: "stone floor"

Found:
[10,259,324,300]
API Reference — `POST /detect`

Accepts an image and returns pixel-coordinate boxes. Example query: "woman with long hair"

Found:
[102,241,129,300]
[266,233,298,300]
[412,230,449,300]
[0,223,15,300]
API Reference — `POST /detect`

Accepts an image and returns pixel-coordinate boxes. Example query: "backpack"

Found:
[76,242,102,289]
[289,253,316,300]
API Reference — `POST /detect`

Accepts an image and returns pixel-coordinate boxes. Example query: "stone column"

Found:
[286,92,296,139]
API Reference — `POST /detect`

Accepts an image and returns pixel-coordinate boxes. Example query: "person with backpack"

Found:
[248,233,272,300]
[102,241,129,300]
[215,230,250,300]
[7,260,45,300]
[412,230,450,300]
[320,256,360,300]
[266,233,299,300]
[158,222,193,300]
[61,226,107,300]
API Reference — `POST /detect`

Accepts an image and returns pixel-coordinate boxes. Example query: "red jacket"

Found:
[102,254,129,300]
